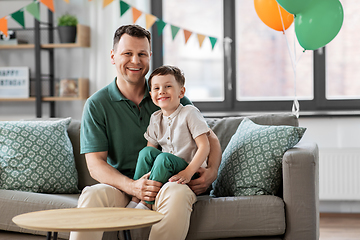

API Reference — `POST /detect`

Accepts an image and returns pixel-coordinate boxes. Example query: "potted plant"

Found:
[57,14,78,43]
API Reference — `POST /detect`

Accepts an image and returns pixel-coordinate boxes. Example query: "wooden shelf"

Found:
[0,24,90,49]
[0,78,89,102]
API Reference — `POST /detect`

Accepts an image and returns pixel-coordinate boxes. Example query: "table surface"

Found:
[12,208,164,232]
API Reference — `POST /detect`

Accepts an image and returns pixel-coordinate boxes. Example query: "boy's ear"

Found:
[179,86,185,98]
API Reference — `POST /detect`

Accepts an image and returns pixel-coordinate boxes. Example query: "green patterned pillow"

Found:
[211,118,306,197]
[0,118,79,193]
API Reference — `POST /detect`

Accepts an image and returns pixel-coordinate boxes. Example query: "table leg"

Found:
[123,230,132,240]
[46,232,58,240]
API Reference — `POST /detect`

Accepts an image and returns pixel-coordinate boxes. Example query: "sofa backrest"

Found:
[69,113,298,190]
[206,113,299,152]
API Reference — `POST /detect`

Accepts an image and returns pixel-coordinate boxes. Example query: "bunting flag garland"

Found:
[155,19,167,36]
[102,0,114,8]
[120,0,130,16]
[0,17,8,37]
[183,29,192,44]
[25,1,40,21]
[145,14,157,30]
[197,34,206,48]
[132,7,142,24]
[0,0,219,51]
[11,10,25,28]
[40,0,55,12]
[170,25,180,40]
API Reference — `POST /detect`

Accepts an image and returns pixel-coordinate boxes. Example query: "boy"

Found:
[130,65,210,210]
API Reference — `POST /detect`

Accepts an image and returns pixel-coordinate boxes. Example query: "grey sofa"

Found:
[0,113,319,240]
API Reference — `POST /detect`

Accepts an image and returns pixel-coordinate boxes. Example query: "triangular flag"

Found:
[197,34,206,48]
[40,0,55,12]
[26,1,40,21]
[183,29,192,44]
[0,17,8,37]
[120,0,130,16]
[155,19,166,36]
[132,7,142,24]
[103,0,114,8]
[11,10,25,28]
[209,37,218,50]
[145,14,157,30]
[170,25,180,40]
[63,0,69,3]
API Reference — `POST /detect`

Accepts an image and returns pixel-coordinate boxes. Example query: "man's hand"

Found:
[187,167,218,195]
[132,172,163,202]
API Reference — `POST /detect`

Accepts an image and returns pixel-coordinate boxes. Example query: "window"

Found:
[153,0,359,114]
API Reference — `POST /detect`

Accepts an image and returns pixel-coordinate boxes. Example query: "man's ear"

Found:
[179,86,185,98]
[110,49,115,65]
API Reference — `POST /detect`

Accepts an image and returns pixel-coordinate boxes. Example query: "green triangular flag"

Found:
[170,25,180,40]
[155,19,166,36]
[11,10,25,28]
[209,37,218,50]
[120,0,130,16]
[26,1,40,21]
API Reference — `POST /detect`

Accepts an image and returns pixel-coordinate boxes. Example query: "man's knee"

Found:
[154,182,196,210]
[78,184,129,208]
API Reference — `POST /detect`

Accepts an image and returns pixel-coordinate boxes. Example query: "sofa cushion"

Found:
[186,195,285,239]
[0,118,79,194]
[0,189,78,239]
[211,118,306,197]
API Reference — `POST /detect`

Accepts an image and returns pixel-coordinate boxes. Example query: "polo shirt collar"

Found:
[163,104,183,121]
[108,77,151,102]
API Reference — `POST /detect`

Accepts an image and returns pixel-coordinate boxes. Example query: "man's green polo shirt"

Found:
[80,78,191,179]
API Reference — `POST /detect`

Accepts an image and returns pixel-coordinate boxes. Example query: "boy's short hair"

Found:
[148,65,185,89]
[113,24,151,49]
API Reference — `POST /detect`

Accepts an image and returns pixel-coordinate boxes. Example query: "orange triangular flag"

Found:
[145,14,157,30]
[0,17,8,37]
[132,7,142,24]
[63,0,69,3]
[197,34,206,48]
[183,30,192,44]
[40,0,55,12]
[103,0,113,8]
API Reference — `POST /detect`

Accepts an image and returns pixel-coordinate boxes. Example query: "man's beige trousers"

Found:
[69,182,197,240]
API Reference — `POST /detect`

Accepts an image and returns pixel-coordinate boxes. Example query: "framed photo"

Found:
[0,67,29,98]
[59,79,78,97]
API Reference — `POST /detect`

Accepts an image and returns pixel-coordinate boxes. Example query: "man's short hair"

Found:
[113,24,151,49]
[148,65,185,89]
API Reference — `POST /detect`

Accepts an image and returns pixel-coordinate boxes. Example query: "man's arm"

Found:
[188,129,221,195]
[85,151,162,202]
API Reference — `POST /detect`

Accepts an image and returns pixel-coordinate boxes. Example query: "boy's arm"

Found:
[188,129,221,195]
[169,133,210,184]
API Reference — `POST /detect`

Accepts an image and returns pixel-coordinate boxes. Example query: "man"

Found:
[70,24,221,240]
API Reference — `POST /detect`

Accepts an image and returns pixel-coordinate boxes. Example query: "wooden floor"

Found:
[320,213,360,240]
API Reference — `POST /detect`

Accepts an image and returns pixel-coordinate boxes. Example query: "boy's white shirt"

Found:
[144,104,209,167]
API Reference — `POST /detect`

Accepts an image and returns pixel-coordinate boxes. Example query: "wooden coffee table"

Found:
[12,207,163,240]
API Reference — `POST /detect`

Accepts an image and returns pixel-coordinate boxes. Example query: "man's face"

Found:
[111,34,151,86]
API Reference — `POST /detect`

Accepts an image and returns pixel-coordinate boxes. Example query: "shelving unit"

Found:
[0,10,90,118]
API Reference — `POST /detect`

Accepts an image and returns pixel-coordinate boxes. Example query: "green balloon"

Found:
[295,0,343,50]
[276,0,318,14]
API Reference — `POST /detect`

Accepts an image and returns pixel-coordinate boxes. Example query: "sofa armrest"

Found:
[282,141,319,240]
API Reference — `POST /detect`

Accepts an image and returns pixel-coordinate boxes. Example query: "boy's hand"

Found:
[169,170,193,184]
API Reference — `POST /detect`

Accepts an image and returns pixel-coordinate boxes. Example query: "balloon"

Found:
[276,0,318,14]
[254,0,294,32]
[295,0,343,50]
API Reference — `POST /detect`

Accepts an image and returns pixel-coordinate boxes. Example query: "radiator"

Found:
[319,148,360,200]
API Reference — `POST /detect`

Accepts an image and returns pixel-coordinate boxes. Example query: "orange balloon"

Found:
[254,0,294,31]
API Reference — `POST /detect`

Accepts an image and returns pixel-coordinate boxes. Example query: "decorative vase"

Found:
[58,26,77,43]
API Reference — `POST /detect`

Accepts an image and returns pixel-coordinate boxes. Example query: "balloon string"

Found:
[277,3,300,118]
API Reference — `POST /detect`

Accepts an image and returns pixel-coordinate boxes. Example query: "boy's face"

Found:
[150,74,185,116]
